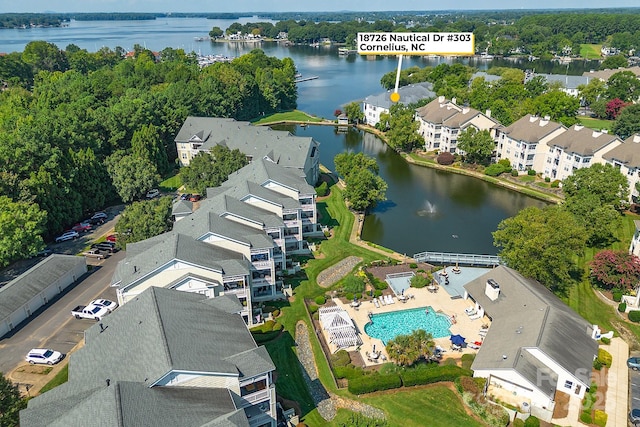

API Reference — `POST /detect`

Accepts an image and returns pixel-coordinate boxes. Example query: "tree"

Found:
[386,329,435,367]
[578,78,606,107]
[607,71,640,103]
[0,196,47,268]
[612,104,640,139]
[106,151,160,203]
[590,250,640,291]
[600,54,628,70]
[131,124,170,176]
[343,168,387,212]
[493,205,587,290]
[562,163,630,211]
[209,26,223,38]
[22,40,68,73]
[564,193,622,247]
[384,103,421,152]
[334,151,378,180]
[115,197,173,247]
[605,98,629,120]
[344,101,364,124]
[0,373,27,426]
[180,145,249,195]
[532,90,579,126]
[456,127,494,164]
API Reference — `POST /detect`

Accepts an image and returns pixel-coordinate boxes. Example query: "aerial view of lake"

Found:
[0,18,558,255]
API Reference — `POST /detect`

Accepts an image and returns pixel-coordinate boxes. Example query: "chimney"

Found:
[485,109,491,118]
[438,95,445,103]
[543,115,550,121]
[485,279,500,301]
[592,130,602,138]
[529,115,537,123]
[574,124,584,131]
[462,107,470,114]
[452,97,457,105]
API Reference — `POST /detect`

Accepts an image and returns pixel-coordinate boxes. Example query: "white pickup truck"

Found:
[71,303,110,321]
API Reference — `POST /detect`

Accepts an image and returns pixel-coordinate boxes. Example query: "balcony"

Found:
[224,287,247,298]
[251,260,272,269]
[235,385,273,409]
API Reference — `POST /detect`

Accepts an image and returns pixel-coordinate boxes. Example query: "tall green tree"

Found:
[131,124,170,176]
[493,205,587,290]
[334,152,387,212]
[344,101,364,124]
[334,151,378,179]
[0,373,27,427]
[106,151,160,203]
[115,197,173,248]
[0,197,47,267]
[384,103,421,152]
[562,163,630,211]
[612,104,640,140]
[180,146,249,195]
[456,127,494,164]
[607,71,640,103]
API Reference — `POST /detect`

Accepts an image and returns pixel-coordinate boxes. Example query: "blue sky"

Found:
[3,0,639,13]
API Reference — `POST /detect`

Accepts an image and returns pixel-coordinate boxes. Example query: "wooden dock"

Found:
[295,75,319,83]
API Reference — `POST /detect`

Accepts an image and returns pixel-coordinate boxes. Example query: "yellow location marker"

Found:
[390,92,400,103]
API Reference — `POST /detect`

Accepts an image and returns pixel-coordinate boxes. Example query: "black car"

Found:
[92,242,118,253]
[630,408,640,426]
[88,212,108,225]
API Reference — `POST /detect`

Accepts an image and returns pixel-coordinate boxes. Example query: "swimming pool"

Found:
[364,307,451,344]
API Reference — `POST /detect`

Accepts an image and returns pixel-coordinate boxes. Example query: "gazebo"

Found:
[319,306,362,350]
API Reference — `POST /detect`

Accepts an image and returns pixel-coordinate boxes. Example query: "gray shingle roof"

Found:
[72,287,272,387]
[465,266,597,387]
[603,134,640,168]
[582,66,640,81]
[549,124,621,156]
[363,82,435,110]
[175,117,319,173]
[172,199,194,216]
[225,157,315,195]
[112,233,249,289]
[415,97,497,128]
[471,72,503,83]
[209,194,285,229]
[0,255,86,319]
[499,114,565,143]
[21,381,250,427]
[224,180,300,210]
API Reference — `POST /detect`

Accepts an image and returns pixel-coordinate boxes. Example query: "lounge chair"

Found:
[380,297,386,306]
[464,307,476,315]
[469,313,483,320]
[373,298,380,308]
[468,343,480,350]
[387,295,394,304]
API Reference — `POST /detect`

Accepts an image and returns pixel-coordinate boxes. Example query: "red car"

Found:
[188,194,202,202]
[106,234,117,243]
[72,222,92,233]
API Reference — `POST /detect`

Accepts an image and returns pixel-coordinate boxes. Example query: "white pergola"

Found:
[319,306,362,350]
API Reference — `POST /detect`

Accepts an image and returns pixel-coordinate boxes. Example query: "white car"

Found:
[55,230,80,243]
[26,348,64,365]
[146,189,160,198]
[91,298,118,313]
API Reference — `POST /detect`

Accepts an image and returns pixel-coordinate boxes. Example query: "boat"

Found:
[338,47,357,55]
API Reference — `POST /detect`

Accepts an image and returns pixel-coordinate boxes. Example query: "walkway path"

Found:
[602,337,629,427]
[295,321,386,422]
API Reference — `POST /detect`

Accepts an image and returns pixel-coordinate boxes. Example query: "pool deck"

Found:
[327,285,491,367]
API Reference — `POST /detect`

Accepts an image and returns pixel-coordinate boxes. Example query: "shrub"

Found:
[550,180,560,188]
[272,322,283,331]
[544,176,551,182]
[437,151,455,165]
[461,353,475,370]
[308,304,319,314]
[400,365,472,387]
[330,350,351,368]
[579,411,592,424]
[345,292,354,301]
[629,310,640,322]
[374,289,383,298]
[333,365,364,380]
[523,416,540,427]
[593,409,607,427]
[511,169,519,176]
[456,375,481,398]
[343,275,366,294]
[593,358,603,370]
[612,289,623,302]
[316,181,328,197]
[512,419,525,427]
[314,295,326,305]
[410,274,429,288]
[372,278,388,290]
[618,302,627,312]
[409,263,418,269]
[348,373,402,394]
[272,309,280,318]
[600,336,611,345]
[527,169,536,176]
[597,348,612,368]
[484,163,509,177]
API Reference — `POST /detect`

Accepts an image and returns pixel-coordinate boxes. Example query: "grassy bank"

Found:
[252,110,326,125]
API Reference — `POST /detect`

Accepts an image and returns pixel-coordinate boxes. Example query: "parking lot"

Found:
[0,207,124,395]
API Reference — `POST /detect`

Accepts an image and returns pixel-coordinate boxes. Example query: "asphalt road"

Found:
[632,368,640,411]
[0,207,125,378]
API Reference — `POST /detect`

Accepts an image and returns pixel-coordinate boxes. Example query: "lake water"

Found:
[1,18,557,255]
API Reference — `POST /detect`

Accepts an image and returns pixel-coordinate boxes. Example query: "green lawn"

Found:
[580,44,602,60]
[578,117,613,132]
[159,172,182,192]
[39,364,68,394]
[252,110,326,125]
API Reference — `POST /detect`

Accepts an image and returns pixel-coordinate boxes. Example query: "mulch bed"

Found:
[366,262,433,283]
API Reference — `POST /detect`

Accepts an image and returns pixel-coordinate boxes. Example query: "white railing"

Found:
[413,251,501,266]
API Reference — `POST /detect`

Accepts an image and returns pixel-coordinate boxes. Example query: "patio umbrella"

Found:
[450,334,466,346]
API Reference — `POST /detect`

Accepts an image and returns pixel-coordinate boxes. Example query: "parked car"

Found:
[72,222,92,233]
[188,194,202,202]
[89,212,108,225]
[628,357,640,370]
[34,248,52,257]
[92,242,118,253]
[146,189,160,198]
[106,234,117,242]
[180,193,192,201]
[55,230,79,243]
[83,249,107,259]
[91,298,118,313]
[25,348,64,365]
[71,304,110,321]
[630,408,640,426]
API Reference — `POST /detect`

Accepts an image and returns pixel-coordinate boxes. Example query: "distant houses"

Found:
[362,82,435,127]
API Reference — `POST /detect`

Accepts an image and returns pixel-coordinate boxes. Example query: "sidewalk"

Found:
[602,337,629,427]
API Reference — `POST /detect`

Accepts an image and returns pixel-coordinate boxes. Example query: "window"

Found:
[564,380,573,389]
